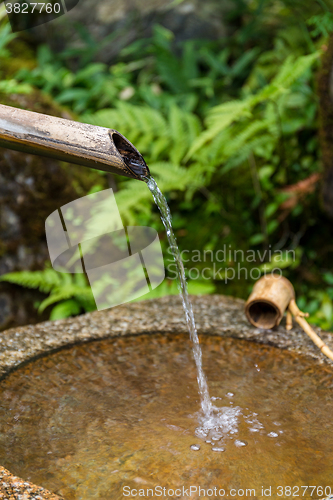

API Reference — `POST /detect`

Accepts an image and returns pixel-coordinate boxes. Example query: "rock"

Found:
[0,92,104,330]
[0,466,63,500]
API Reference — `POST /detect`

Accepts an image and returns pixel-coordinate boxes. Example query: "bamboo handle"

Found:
[288,299,333,362]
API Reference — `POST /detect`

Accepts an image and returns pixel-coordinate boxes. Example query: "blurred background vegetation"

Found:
[1,0,333,330]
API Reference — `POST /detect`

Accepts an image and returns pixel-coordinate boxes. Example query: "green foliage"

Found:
[0,7,16,58]
[82,48,320,252]
[134,278,216,300]
[0,268,96,320]
[298,272,333,331]
[0,79,32,94]
[15,45,134,113]
[0,9,32,94]
[307,7,333,38]
[13,19,263,115]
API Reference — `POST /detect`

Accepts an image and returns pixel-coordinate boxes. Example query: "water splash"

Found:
[145,175,212,416]
[195,405,243,446]
[190,444,200,451]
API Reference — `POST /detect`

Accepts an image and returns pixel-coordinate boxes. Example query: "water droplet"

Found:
[267,432,279,438]
[212,446,225,452]
[235,439,248,447]
[190,444,200,451]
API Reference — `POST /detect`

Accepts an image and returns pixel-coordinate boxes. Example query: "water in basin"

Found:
[0,333,332,499]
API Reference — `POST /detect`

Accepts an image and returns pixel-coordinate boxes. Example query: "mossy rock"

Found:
[0,37,36,77]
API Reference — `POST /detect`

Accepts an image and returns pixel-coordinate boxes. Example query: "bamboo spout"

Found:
[0,104,149,180]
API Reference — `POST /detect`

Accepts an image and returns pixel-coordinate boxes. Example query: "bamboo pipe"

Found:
[0,103,149,180]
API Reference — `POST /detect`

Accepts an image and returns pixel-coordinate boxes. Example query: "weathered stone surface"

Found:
[1,294,332,379]
[0,467,62,500]
[0,93,103,331]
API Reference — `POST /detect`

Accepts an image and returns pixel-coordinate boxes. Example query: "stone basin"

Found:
[0,295,332,499]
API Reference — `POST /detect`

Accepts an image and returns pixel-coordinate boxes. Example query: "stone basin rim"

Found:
[1,295,333,382]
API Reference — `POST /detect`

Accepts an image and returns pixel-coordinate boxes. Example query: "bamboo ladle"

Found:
[245,274,333,362]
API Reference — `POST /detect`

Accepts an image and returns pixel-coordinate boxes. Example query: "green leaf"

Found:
[50,300,82,320]
[0,79,32,95]
[249,234,264,245]
[324,272,333,286]
[267,219,279,234]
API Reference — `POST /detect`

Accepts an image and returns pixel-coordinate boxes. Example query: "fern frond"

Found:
[186,51,319,162]
[0,269,62,293]
[271,52,320,89]
[223,119,273,158]
[185,100,251,160]
[38,284,95,313]
[169,104,188,164]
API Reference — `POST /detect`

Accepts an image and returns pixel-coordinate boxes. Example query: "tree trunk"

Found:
[318,35,333,218]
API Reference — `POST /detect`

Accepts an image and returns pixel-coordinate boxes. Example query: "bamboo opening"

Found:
[247,300,279,329]
[112,132,148,178]
[245,274,295,329]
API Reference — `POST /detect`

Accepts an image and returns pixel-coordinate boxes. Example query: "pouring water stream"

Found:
[144,175,265,449]
[145,175,213,416]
